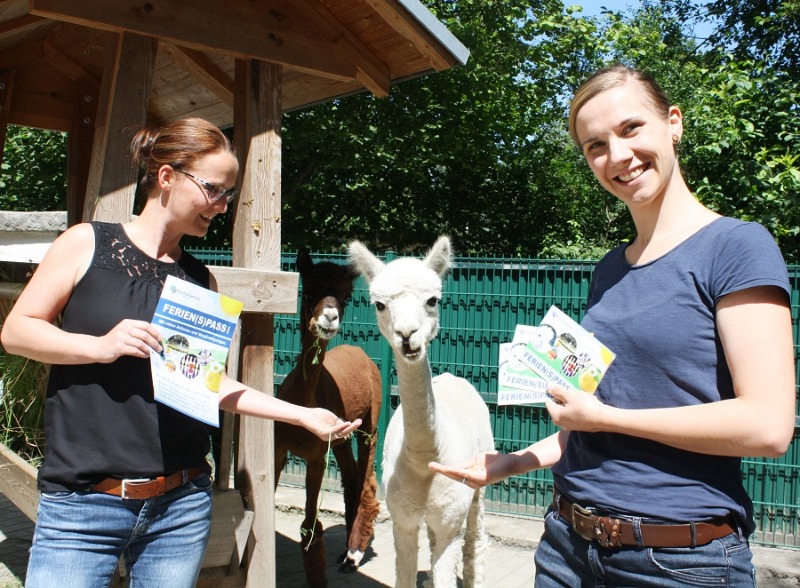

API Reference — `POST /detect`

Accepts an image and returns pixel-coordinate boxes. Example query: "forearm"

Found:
[1,315,103,365]
[217,375,306,425]
[597,396,794,458]
[509,430,568,475]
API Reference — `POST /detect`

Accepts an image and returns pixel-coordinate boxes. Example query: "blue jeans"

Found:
[25,473,213,588]
[534,507,756,587]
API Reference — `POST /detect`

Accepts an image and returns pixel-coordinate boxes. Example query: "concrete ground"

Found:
[2,486,798,587]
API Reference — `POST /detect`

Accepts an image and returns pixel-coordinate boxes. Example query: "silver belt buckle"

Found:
[570,501,596,542]
[121,478,151,499]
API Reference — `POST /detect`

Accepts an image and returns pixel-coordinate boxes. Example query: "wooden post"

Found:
[67,78,98,227]
[232,58,283,588]
[83,32,156,223]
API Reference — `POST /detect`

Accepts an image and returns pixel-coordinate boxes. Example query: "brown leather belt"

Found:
[92,468,204,500]
[555,492,736,548]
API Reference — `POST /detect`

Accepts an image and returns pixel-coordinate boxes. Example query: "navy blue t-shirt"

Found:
[551,217,790,534]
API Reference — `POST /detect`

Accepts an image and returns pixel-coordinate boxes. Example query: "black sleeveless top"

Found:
[39,222,213,492]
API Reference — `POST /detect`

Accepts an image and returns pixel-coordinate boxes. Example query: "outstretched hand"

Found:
[303,408,362,442]
[428,451,519,490]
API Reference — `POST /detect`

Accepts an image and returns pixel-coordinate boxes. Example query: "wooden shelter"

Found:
[0,1,468,586]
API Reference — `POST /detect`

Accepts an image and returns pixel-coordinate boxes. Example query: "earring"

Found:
[672,134,680,144]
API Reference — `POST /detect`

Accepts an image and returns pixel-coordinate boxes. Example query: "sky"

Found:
[569,0,715,39]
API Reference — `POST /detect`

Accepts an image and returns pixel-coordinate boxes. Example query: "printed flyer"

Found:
[497,306,615,406]
[150,275,243,426]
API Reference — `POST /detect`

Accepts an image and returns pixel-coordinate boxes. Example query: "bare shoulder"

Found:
[38,222,96,276]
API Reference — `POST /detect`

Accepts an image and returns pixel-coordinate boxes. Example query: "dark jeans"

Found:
[534,507,756,587]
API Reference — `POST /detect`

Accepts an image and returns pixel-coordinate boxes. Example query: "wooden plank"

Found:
[209,266,298,315]
[84,32,156,223]
[29,0,362,84]
[0,442,39,522]
[201,490,251,569]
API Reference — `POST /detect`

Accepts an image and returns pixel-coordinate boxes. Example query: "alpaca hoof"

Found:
[337,549,363,573]
[337,560,359,574]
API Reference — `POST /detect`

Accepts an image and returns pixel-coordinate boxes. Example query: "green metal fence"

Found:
[191,248,800,548]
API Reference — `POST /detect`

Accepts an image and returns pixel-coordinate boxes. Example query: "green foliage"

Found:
[680,59,800,260]
[0,125,67,211]
[0,345,47,465]
[2,2,797,262]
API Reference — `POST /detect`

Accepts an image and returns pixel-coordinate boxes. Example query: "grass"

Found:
[0,342,47,466]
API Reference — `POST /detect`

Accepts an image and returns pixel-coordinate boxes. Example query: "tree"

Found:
[0,125,67,211]
[2,1,797,262]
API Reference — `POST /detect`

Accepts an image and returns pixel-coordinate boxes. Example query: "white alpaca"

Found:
[348,236,494,588]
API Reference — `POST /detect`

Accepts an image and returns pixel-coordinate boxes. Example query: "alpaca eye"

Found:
[375,302,386,311]
[426,297,439,307]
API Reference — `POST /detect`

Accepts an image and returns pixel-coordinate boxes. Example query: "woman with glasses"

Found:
[1,117,360,587]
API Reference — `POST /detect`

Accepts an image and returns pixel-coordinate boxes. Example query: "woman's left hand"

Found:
[302,408,362,442]
[546,383,608,432]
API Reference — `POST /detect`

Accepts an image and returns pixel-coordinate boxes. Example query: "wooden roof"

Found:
[0,0,469,132]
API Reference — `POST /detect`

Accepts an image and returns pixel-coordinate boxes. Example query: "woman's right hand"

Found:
[428,451,519,489]
[96,319,163,363]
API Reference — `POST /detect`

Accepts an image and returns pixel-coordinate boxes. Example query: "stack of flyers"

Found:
[497,306,615,406]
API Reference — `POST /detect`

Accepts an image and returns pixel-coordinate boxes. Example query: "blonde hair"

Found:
[130,118,233,194]
[568,64,672,146]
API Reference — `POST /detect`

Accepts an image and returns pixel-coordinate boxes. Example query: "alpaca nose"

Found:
[396,328,417,342]
[322,307,339,328]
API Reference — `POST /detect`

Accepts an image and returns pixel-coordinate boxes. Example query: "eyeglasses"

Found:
[178,170,238,204]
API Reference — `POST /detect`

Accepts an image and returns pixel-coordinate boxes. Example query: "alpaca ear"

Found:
[347,240,383,284]
[296,247,314,276]
[423,236,452,279]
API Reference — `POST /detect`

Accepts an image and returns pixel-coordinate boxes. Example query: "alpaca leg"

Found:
[462,489,488,588]
[428,525,464,588]
[342,473,379,571]
[392,522,421,588]
[332,442,358,535]
[339,431,380,571]
[331,442,358,569]
[301,459,328,588]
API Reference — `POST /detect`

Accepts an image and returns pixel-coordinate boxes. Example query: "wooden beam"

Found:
[209,266,298,315]
[0,442,39,522]
[0,39,44,70]
[84,32,156,223]
[365,0,455,71]
[0,13,48,36]
[232,58,283,588]
[30,0,366,85]
[159,42,234,106]
[298,0,390,97]
[67,78,96,226]
[43,40,100,86]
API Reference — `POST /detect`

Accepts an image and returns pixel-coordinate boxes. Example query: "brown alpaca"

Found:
[274,249,382,588]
